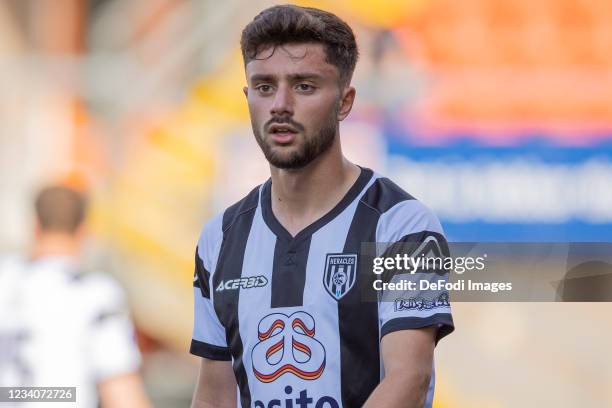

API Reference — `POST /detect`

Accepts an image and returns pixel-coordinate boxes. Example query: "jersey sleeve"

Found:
[190,215,231,360]
[376,200,455,345]
[87,274,142,381]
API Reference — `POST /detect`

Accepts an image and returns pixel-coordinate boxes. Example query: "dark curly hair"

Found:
[35,186,87,233]
[240,4,359,85]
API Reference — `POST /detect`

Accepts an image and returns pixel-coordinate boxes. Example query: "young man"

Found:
[190,5,454,408]
[0,186,151,408]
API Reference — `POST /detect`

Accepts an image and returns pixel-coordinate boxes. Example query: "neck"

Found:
[31,232,79,260]
[269,138,361,236]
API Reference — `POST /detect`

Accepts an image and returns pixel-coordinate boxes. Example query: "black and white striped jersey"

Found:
[190,167,454,408]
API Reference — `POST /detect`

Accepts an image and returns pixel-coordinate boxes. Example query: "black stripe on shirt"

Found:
[213,185,259,408]
[381,314,454,345]
[190,339,232,361]
[336,176,419,406]
[194,246,211,299]
[378,230,450,285]
[358,177,415,214]
[339,201,382,407]
[270,236,312,308]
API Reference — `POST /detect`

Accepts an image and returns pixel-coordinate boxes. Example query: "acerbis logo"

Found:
[215,276,268,291]
[252,312,325,383]
[254,386,339,408]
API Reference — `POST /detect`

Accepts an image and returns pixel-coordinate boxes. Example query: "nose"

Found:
[270,84,293,117]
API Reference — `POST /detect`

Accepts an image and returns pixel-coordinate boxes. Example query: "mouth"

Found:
[268,124,298,144]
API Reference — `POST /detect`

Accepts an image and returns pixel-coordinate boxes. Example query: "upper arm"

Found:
[190,248,231,359]
[380,327,436,377]
[192,358,237,408]
[378,327,436,408]
[190,216,232,360]
[87,275,142,380]
[190,217,236,407]
[376,200,455,345]
[86,276,151,407]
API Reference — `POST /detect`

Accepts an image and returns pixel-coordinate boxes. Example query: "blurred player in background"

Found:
[0,185,152,408]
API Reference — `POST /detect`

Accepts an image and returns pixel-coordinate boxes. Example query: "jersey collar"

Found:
[261,166,373,245]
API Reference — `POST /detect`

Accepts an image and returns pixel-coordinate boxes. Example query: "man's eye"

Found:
[256,85,273,93]
[296,84,314,92]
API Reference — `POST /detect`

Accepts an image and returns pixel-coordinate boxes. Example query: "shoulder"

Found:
[49,270,130,323]
[360,174,444,241]
[196,183,262,259]
[75,272,127,305]
[220,183,262,232]
[359,176,416,215]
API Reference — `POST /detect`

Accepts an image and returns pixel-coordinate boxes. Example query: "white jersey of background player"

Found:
[0,185,151,408]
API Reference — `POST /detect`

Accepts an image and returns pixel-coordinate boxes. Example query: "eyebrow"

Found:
[249,72,325,83]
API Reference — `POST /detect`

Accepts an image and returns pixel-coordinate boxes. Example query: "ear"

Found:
[243,86,249,97]
[337,86,356,121]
